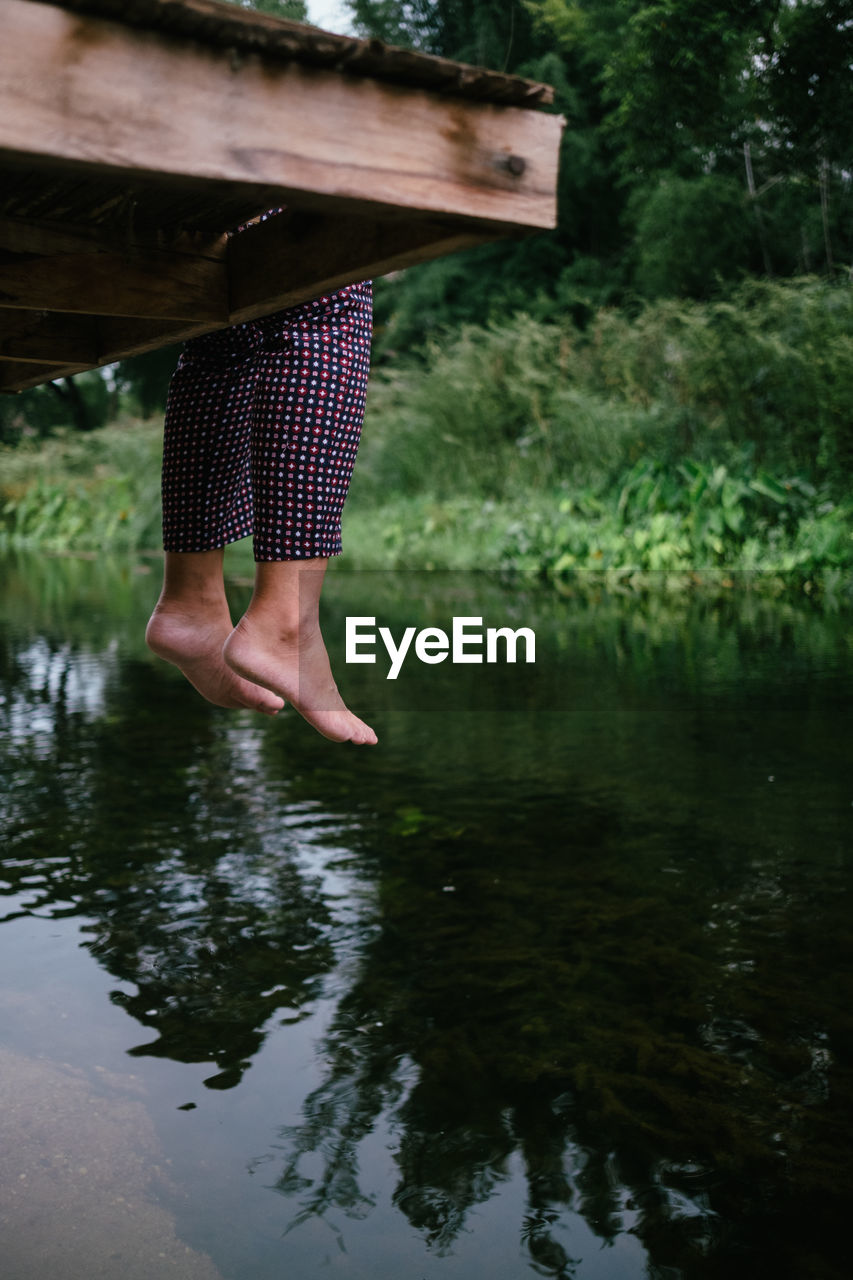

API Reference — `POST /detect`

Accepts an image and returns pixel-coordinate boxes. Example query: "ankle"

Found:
[152,589,230,620]
[232,608,319,650]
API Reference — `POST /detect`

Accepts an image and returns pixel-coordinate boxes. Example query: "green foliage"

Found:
[494,455,852,588]
[344,278,853,595]
[764,0,853,167]
[582,278,853,476]
[343,467,852,600]
[630,175,756,296]
[114,346,181,420]
[0,422,163,552]
[0,370,115,444]
[4,282,850,599]
[604,0,765,172]
[350,0,540,63]
[360,278,853,498]
[521,0,587,52]
[232,0,309,21]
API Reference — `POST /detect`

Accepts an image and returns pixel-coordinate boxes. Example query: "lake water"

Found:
[1,550,851,1280]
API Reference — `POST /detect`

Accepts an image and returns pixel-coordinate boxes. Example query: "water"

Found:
[1,550,851,1280]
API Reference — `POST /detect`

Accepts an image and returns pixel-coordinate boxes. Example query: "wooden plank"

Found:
[227,209,496,322]
[0,216,226,260]
[0,231,229,319]
[49,0,555,107]
[0,360,90,390]
[0,321,197,391]
[0,0,562,232]
[0,208,499,390]
[0,309,99,363]
[0,167,284,237]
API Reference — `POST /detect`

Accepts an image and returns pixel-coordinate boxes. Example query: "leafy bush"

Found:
[0,421,163,552]
[582,278,853,478]
[630,175,756,297]
[493,453,851,582]
[0,370,116,444]
[356,277,853,508]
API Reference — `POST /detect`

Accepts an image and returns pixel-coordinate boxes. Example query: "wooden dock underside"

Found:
[0,0,562,392]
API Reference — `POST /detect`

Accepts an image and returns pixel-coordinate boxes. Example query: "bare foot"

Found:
[146,606,285,716]
[223,616,377,744]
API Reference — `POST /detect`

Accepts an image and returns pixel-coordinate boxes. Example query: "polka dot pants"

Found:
[161,281,372,561]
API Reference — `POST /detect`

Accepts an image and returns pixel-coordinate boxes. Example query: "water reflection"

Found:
[258,782,851,1278]
[1,552,852,1279]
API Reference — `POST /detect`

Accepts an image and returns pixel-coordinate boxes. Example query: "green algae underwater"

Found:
[1,549,852,1280]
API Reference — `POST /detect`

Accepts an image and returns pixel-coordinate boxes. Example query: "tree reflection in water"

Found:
[1,633,337,1090]
[256,757,852,1280]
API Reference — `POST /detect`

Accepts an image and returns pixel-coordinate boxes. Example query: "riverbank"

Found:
[2,280,850,602]
[2,432,849,604]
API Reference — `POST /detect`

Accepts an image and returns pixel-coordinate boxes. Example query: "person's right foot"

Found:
[146,606,285,716]
[223,615,377,744]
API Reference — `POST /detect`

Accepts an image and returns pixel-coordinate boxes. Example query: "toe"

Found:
[350,721,378,745]
[250,691,285,715]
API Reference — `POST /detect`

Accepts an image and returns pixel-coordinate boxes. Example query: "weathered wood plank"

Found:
[227,209,496,323]
[0,208,500,389]
[0,360,90,390]
[0,216,226,260]
[0,318,195,389]
[47,0,556,107]
[0,167,283,236]
[0,237,229,319]
[0,309,100,363]
[0,0,562,231]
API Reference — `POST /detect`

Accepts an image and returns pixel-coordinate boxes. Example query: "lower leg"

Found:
[146,550,284,715]
[223,559,377,744]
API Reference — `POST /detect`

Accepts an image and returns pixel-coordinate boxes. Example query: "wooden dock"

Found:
[0,0,563,391]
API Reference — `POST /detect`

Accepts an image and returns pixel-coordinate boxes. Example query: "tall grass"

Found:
[0,420,163,552]
[582,278,853,477]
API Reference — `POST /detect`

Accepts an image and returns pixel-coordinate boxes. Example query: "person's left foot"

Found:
[146,605,285,715]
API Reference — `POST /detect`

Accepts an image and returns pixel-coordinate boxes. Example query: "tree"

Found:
[115,346,182,420]
[603,1,852,280]
[631,175,754,297]
[760,0,853,272]
[235,0,309,20]
[348,0,632,348]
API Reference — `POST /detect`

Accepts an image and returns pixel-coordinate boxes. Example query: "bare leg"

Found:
[146,550,285,715]
[223,559,377,744]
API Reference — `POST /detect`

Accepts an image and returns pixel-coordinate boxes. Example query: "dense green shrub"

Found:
[355,278,853,508]
[0,422,162,552]
[630,175,756,297]
[581,279,853,478]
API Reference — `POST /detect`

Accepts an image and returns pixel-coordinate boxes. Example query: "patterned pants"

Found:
[161,281,372,561]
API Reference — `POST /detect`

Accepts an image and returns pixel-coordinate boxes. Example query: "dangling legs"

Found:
[147,283,376,740]
[223,284,377,744]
